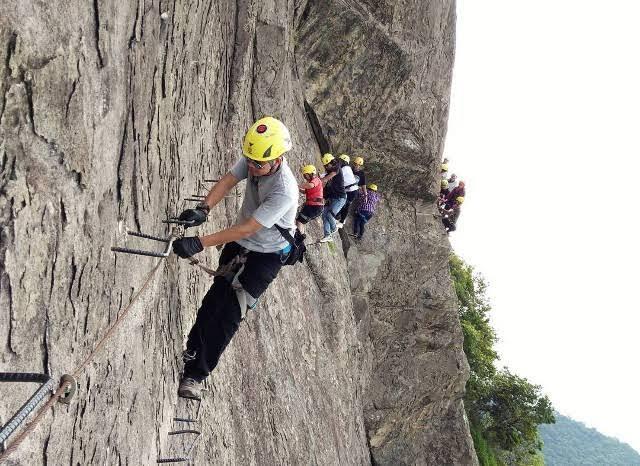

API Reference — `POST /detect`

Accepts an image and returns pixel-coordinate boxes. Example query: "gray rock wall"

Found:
[0,0,474,464]
[296,2,476,464]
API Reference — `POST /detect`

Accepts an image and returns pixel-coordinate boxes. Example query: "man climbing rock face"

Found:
[171,116,298,400]
[319,153,346,243]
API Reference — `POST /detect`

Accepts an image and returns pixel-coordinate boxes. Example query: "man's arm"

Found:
[199,217,263,248]
[321,172,336,185]
[299,181,315,189]
[203,172,240,209]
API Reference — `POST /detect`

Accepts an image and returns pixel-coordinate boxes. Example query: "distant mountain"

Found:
[540,413,640,466]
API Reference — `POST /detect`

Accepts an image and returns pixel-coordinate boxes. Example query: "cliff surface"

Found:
[0,0,474,464]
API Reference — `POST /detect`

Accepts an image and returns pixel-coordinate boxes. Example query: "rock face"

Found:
[0,1,475,465]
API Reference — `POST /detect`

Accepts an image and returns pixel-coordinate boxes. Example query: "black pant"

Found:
[338,190,358,222]
[184,242,283,382]
[442,217,456,232]
[353,211,373,238]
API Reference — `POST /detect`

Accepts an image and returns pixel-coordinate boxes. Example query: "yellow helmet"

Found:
[441,163,449,172]
[242,116,292,162]
[301,165,317,176]
[441,179,449,188]
[353,156,364,166]
[368,183,378,192]
[322,153,335,165]
[339,154,350,163]
[456,196,464,204]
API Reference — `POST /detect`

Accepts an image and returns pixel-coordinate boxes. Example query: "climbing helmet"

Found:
[456,196,464,205]
[339,154,350,163]
[368,183,378,192]
[242,117,292,163]
[322,153,335,165]
[353,156,364,166]
[301,165,317,176]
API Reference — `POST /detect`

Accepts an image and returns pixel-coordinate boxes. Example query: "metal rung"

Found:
[163,219,196,226]
[127,231,170,242]
[168,430,200,436]
[0,373,50,384]
[0,373,55,446]
[110,247,170,258]
[111,230,174,258]
[157,399,202,464]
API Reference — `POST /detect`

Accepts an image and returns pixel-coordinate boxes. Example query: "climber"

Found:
[440,179,450,198]
[319,153,346,243]
[336,154,359,227]
[170,116,298,400]
[296,164,324,236]
[351,183,381,240]
[445,180,465,209]
[441,196,464,233]
[447,173,458,191]
[441,158,449,178]
[351,156,367,199]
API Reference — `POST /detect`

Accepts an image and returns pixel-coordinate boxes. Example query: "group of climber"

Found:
[438,158,465,234]
[168,117,380,400]
[297,153,380,243]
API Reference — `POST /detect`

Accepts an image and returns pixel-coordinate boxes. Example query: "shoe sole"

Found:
[178,391,202,400]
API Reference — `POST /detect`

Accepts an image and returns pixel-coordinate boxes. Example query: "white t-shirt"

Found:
[448,179,458,191]
[341,166,359,192]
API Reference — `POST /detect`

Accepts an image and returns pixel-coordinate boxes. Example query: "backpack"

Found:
[275,225,307,265]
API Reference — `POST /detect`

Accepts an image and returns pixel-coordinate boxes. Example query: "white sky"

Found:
[447,0,640,453]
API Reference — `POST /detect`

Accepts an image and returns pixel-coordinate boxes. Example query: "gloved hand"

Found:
[178,203,209,227]
[173,237,204,258]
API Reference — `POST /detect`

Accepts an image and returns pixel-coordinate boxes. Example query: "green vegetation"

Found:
[540,413,640,466]
[450,255,555,465]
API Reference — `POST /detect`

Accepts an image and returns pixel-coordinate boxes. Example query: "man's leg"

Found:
[322,202,335,236]
[330,197,347,226]
[181,247,283,393]
[183,242,244,383]
[338,191,356,223]
[183,277,242,383]
[357,212,373,238]
[353,212,362,237]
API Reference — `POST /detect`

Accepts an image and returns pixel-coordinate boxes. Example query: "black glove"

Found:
[178,203,209,227]
[173,237,204,258]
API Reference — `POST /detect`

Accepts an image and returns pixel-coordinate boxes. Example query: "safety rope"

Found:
[0,259,164,463]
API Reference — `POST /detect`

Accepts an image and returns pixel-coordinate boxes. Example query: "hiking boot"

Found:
[319,235,334,243]
[178,377,202,400]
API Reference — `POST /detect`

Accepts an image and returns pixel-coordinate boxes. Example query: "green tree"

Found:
[449,255,555,466]
[482,370,554,453]
[449,255,498,405]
